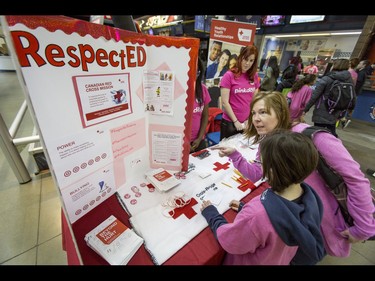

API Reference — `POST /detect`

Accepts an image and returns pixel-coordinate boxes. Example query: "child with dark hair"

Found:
[288,74,317,123]
[201,129,325,265]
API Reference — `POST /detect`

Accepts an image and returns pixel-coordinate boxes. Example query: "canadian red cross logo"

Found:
[213,162,230,171]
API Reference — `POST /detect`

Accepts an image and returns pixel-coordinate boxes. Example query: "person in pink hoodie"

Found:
[201,129,325,265]
[287,74,317,123]
[211,91,375,259]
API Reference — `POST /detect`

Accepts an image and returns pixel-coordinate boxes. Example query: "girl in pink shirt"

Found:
[288,74,317,123]
[201,129,325,265]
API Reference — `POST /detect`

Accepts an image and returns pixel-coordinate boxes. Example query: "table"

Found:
[61,183,268,265]
[62,133,267,265]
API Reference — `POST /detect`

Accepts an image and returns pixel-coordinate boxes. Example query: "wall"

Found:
[325,35,361,55]
[260,34,362,71]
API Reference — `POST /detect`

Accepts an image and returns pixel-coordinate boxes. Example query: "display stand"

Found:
[2,15,199,263]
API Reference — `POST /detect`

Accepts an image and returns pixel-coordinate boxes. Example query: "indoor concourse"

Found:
[0,70,375,265]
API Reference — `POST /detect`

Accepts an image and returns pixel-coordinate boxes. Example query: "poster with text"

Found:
[2,15,199,223]
[205,19,256,88]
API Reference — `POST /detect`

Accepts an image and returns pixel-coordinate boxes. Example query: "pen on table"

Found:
[233,169,244,178]
[231,175,239,182]
[221,181,233,188]
[238,182,249,189]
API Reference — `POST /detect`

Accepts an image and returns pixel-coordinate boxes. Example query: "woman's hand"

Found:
[234,120,243,131]
[210,146,236,157]
[340,229,364,244]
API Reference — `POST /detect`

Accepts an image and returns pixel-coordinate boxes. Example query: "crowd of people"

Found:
[193,44,375,265]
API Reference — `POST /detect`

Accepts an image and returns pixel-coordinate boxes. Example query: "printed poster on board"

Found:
[2,15,199,223]
[205,19,256,88]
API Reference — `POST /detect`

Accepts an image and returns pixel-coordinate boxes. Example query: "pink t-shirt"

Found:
[287,85,313,121]
[220,71,260,123]
[190,84,211,142]
[303,65,319,75]
[348,69,358,85]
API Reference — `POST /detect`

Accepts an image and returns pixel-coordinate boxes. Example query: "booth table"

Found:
[61,181,268,265]
[61,133,266,265]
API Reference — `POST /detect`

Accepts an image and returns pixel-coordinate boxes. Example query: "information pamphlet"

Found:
[145,168,181,192]
[84,215,144,265]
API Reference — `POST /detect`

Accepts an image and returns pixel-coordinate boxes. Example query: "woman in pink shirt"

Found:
[212,91,375,259]
[303,61,319,75]
[219,45,260,140]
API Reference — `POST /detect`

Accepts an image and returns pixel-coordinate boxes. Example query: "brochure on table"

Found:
[2,16,199,224]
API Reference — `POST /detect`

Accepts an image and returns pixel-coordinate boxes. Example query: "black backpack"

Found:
[302,126,375,240]
[325,78,356,114]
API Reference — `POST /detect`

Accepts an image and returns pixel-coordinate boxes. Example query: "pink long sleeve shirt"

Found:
[228,123,375,257]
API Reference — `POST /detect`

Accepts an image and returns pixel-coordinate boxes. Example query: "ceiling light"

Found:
[301,33,330,37]
[273,34,301,38]
[330,31,361,35]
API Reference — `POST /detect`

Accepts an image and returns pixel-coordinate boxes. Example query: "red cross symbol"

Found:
[113,91,123,103]
[237,179,256,192]
[169,198,198,219]
[213,162,230,171]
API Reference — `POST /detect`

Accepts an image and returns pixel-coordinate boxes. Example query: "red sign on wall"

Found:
[210,19,256,46]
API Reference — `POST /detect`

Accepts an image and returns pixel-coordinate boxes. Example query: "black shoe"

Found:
[339,118,346,129]
[343,119,351,129]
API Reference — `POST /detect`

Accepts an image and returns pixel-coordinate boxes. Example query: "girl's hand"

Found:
[201,200,212,211]
[190,138,201,153]
[229,200,241,211]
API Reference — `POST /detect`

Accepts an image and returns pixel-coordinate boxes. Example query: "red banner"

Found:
[210,19,256,46]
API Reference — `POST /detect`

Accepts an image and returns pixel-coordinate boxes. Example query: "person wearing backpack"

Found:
[287,74,317,123]
[203,129,325,265]
[338,57,360,129]
[212,91,375,259]
[302,59,354,138]
[276,64,298,96]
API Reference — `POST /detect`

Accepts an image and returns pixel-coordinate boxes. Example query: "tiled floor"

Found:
[0,70,375,265]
